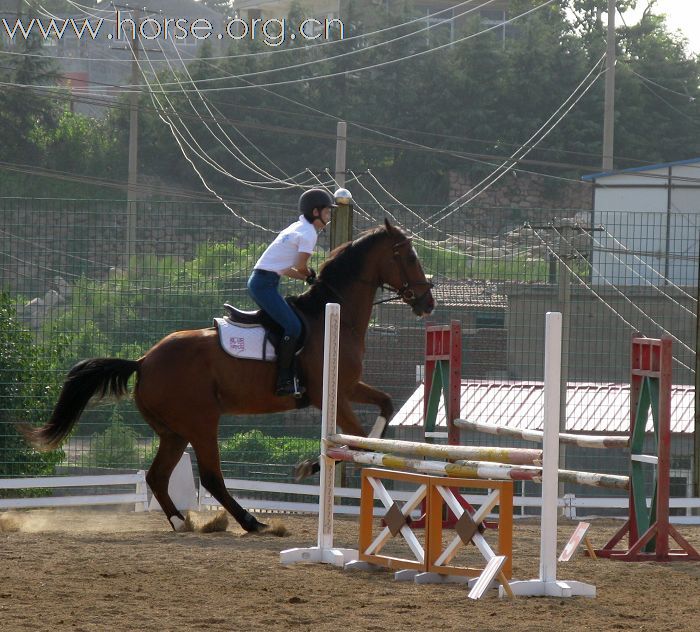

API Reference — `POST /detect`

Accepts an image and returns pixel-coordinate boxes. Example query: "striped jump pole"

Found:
[454,419,629,450]
[326,447,629,491]
[328,434,544,466]
[280,303,358,567]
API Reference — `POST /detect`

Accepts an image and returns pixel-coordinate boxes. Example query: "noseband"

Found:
[374,238,434,309]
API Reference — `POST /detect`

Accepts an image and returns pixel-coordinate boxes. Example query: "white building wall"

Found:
[590,161,700,287]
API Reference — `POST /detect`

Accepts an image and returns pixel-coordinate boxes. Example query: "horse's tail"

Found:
[18,358,139,451]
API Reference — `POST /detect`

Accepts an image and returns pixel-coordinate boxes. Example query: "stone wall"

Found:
[447,170,593,232]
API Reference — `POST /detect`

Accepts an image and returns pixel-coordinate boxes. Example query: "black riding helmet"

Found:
[299,188,337,222]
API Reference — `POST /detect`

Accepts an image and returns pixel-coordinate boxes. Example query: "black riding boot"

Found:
[275,336,304,397]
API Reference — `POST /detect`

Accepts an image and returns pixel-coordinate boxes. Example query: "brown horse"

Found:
[20,219,435,533]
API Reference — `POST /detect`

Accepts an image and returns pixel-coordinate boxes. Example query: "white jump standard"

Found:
[280,303,358,567]
[503,312,595,598]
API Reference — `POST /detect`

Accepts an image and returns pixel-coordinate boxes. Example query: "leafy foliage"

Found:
[219,430,319,465]
[2,1,700,201]
[87,412,155,469]
[125,0,700,203]
[42,239,263,355]
[0,293,64,477]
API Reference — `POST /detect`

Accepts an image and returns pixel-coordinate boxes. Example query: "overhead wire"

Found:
[349,169,540,261]
[63,0,497,61]
[17,0,557,93]
[529,226,694,374]
[636,79,700,127]
[3,65,698,187]
[151,22,304,187]
[61,0,314,186]
[13,1,700,178]
[120,16,278,233]
[597,226,697,303]
[342,54,606,255]
[624,66,698,101]
[1,56,691,176]
[134,38,316,192]
[319,169,379,226]
[344,170,401,226]
[421,53,607,228]
[105,0,502,90]
[545,224,695,367]
[584,229,696,317]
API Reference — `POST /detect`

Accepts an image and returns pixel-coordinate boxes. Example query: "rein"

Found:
[372,290,413,306]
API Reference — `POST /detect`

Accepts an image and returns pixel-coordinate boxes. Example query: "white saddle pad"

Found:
[213,317,276,361]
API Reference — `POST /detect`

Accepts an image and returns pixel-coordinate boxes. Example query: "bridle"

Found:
[310,236,434,311]
[373,238,434,309]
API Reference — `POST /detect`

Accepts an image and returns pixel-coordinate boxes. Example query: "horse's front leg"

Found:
[349,381,393,439]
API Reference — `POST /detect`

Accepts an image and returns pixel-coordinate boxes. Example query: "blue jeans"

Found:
[247,269,302,339]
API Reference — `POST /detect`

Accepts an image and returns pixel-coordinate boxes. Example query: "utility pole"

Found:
[602,0,616,171]
[556,225,573,497]
[557,226,572,445]
[694,231,700,502]
[330,121,352,250]
[126,8,141,264]
[531,220,603,496]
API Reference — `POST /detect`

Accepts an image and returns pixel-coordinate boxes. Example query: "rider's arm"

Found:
[282,251,313,281]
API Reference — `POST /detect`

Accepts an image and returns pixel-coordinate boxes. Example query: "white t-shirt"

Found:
[254,215,318,274]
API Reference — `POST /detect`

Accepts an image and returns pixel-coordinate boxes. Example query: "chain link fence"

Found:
[1,198,697,502]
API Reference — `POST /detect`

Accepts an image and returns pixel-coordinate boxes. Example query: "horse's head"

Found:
[378,219,435,317]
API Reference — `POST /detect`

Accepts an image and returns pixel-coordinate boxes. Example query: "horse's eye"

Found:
[407,255,417,264]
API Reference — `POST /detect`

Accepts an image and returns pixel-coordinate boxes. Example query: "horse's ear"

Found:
[384,218,394,233]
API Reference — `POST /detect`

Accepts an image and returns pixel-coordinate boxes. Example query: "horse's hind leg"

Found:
[189,431,267,533]
[146,431,189,531]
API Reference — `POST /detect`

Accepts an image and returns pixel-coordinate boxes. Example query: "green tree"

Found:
[44,111,117,176]
[0,3,60,167]
[0,294,64,477]
[7,0,700,205]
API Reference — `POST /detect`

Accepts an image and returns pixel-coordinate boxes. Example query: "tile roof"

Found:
[391,380,694,434]
[430,280,508,309]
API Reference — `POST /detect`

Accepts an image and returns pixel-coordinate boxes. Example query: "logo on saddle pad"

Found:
[213,318,276,361]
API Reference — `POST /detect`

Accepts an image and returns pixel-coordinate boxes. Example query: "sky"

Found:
[624,0,700,55]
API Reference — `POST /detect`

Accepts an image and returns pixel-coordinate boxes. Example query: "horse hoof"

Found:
[243,515,268,533]
[294,458,319,482]
[169,515,187,532]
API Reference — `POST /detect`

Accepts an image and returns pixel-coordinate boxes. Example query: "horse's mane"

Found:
[320,225,389,285]
[294,224,393,316]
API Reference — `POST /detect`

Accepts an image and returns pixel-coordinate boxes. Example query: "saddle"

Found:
[215,299,311,406]
[222,298,308,353]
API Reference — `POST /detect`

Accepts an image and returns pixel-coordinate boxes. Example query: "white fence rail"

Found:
[2,472,700,524]
[199,479,391,516]
[0,472,148,511]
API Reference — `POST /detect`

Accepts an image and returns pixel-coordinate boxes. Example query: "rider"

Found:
[247,188,336,397]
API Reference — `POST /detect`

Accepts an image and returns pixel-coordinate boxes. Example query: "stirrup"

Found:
[275,375,306,398]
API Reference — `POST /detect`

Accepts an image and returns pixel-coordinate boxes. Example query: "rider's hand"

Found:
[305,269,317,285]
